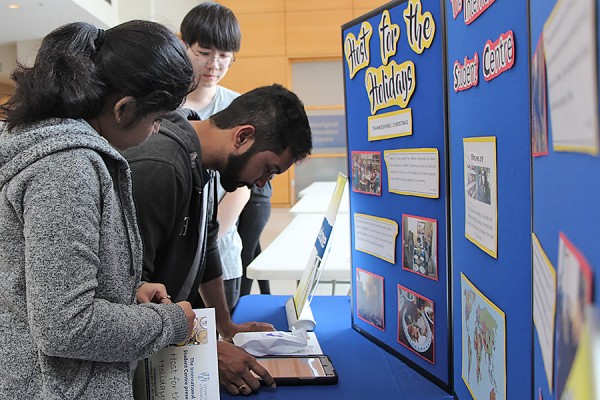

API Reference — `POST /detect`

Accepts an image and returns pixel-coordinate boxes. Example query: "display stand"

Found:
[343,0,534,396]
[287,174,348,332]
[342,0,450,391]
[284,297,316,331]
[342,0,600,398]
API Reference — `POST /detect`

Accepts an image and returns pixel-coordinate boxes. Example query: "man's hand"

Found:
[220,321,275,343]
[136,282,172,304]
[217,341,275,395]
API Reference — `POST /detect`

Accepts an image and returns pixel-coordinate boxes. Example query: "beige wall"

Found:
[218,0,387,206]
[0,0,389,206]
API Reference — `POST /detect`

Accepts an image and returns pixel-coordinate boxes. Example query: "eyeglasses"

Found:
[188,47,235,69]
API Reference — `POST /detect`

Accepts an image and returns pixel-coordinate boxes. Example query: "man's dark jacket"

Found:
[123,111,222,304]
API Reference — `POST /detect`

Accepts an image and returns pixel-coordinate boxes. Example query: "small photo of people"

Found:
[402,214,438,280]
[554,233,593,399]
[351,151,382,196]
[356,268,385,331]
[397,285,435,364]
[531,34,548,157]
[466,164,491,205]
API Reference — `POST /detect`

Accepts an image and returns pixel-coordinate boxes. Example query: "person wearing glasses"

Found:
[182,2,249,313]
[181,2,238,114]
[124,84,314,395]
[122,3,313,396]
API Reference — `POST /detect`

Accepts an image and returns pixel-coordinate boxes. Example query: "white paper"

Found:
[544,0,599,154]
[463,137,498,258]
[384,148,439,198]
[290,332,324,355]
[368,109,412,141]
[532,233,556,391]
[134,308,219,400]
[353,213,398,263]
[233,331,323,357]
[232,329,308,356]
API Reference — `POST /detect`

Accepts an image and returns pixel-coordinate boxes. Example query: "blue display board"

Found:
[344,0,600,398]
[342,0,450,389]
[530,0,600,399]
[445,0,532,399]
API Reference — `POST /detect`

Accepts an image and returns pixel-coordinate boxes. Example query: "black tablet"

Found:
[255,355,338,385]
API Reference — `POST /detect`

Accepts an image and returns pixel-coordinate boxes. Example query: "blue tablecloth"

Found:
[220,295,453,399]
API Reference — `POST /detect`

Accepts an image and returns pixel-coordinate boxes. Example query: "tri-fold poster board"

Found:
[343,0,451,389]
[343,0,600,398]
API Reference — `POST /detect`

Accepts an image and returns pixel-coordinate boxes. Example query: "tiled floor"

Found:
[248,207,351,296]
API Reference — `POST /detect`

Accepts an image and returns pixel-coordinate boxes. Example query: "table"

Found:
[297,181,337,198]
[247,214,351,288]
[220,295,453,400]
[290,182,350,214]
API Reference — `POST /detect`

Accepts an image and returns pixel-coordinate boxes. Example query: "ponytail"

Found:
[2,23,104,129]
[1,20,194,130]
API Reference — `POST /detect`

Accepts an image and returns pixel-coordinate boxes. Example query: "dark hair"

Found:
[210,84,313,162]
[180,2,241,52]
[1,20,195,130]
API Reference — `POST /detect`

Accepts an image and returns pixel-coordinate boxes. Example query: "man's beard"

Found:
[219,149,254,192]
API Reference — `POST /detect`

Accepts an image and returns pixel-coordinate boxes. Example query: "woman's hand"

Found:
[136,282,172,304]
[176,301,196,339]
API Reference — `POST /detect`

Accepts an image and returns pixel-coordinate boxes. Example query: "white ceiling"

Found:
[0,0,110,47]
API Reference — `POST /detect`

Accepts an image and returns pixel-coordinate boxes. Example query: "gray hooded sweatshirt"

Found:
[0,118,188,399]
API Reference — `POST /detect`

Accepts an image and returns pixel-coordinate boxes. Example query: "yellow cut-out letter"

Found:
[345,22,373,79]
[403,0,436,54]
[378,10,401,65]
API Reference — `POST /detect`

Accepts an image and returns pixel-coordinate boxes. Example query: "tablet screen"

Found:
[255,357,327,378]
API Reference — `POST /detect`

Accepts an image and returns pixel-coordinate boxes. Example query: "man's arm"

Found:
[217,186,250,239]
[128,157,183,282]
[198,276,274,341]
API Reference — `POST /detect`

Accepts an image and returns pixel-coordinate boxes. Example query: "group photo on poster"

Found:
[356,268,385,331]
[402,214,438,280]
[397,285,435,363]
[351,151,382,195]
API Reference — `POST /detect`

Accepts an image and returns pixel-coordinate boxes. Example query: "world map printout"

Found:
[461,273,506,400]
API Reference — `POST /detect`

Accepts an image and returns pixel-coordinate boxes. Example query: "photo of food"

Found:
[356,268,385,331]
[397,285,435,363]
[177,314,208,346]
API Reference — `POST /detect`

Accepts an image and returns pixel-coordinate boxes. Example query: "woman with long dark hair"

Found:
[0,20,197,398]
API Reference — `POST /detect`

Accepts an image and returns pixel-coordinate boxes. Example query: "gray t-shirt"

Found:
[196,86,240,120]
[197,86,242,280]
